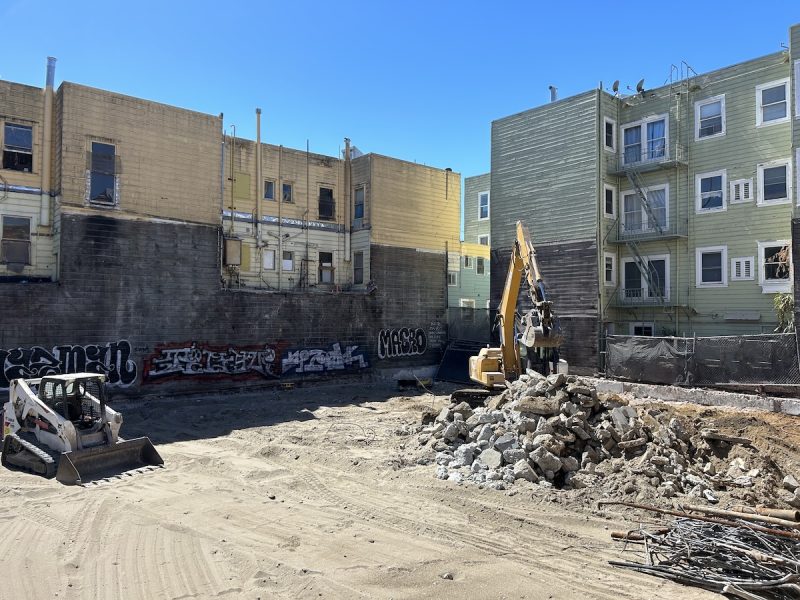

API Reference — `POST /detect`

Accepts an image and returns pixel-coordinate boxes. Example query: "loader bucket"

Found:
[56,437,163,485]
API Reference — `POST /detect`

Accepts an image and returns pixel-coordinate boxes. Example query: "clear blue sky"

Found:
[2,1,799,180]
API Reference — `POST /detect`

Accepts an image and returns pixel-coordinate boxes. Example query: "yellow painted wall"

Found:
[0,81,45,191]
[366,155,461,252]
[57,83,222,225]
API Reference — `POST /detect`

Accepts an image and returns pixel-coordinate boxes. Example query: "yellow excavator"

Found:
[468,220,563,392]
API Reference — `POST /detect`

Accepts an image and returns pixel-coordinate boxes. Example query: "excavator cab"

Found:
[40,375,106,429]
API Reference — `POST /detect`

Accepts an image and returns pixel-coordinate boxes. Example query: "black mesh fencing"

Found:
[605,333,800,386]
[446,307,494,344]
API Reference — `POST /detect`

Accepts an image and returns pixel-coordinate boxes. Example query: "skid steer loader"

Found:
[1,373,163,485]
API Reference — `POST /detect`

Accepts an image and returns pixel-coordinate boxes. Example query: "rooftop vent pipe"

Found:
[548,85,558,102]
[46,57,56,88]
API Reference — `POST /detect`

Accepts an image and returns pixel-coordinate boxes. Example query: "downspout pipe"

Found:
[40,57,56,227]
[344,137,351,262]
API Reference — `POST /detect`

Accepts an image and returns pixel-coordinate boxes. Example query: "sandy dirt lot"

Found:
[4,381,785,599]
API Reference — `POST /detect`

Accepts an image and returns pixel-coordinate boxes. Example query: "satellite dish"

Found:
[612,80,619,93]
[636,79,645,93]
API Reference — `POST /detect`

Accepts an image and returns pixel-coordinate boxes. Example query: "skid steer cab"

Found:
[2,373,163,485]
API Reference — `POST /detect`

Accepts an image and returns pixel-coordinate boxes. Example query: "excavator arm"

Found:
[469,220,562,388]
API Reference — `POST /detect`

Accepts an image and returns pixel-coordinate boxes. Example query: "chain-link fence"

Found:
[605,333,800,386]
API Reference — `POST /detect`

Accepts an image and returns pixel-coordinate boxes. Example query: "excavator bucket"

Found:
[55,437,163,485]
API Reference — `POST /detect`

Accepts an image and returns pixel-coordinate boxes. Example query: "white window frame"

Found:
[463,255,473,269]
[730,178,754,204]
[694,95,726,141]
[603,252,616,288]
[757,159,792,206]
[695,169,727,214]
[695,246,728,288]
[478,191,490,221]
[756,78,790,127]
[603,117,616,152]
[730,256,755,281]
[795,60,800,119]
[263,248,276,270]
[476,256,486,275]
[621,253,671,302]
[757,240,791,294]
[478,234,489,246]
[459,298,476,308]
[621,113,669,166]
[621,183,670,233]
[447,271,458,286]
[630,322,655,336]
[282,250,294,272]
[603,183,617,218]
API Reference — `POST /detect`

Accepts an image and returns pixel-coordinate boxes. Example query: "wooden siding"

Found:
[451,241,490,307]
[464,173,491,244]
[368,155,461,252]
[490,90,599,251]
[57,83,222,225]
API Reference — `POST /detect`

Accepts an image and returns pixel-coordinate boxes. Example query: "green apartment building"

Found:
[491,23,799,371]
[449,173,491,309]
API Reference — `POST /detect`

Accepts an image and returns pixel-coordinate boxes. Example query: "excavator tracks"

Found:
[1,432,57,478]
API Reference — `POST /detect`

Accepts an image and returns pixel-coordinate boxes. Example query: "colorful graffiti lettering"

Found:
[377,328,427,359]
[282,343,368,375]
[0,340,138,388]
[144,342,282,381]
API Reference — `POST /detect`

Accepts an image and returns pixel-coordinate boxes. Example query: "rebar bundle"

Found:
[607,504,800,598]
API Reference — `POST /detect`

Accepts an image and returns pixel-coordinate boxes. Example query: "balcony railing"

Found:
[607,143,687,175]
[608,220,687,243]
[613,287,671,307]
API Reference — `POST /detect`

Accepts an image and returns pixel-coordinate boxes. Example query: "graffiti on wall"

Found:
[144,342,282,381]
[0,340,138,388]
[377,328,428,359]
[427,320,446,347]
[282,343,368,375]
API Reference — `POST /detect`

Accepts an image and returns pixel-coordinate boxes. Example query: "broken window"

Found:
[282,250,294,271]
[476,257,486,275]
[353,251,364,284]
[763,244,790,282]
[282,183,293,203]
[1,215,31,266]
[319,187,335,220]
[3,123,33,172]
[354,186,365,220]
[264,180,275,200]
[89,142,116,205]
[318,251,334,284]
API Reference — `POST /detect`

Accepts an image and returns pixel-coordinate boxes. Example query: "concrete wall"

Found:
[0,214,448,396]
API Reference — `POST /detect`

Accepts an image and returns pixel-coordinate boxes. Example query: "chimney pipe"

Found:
[46,57,57,89]
[40,57,57,228]
[548,85,558,102]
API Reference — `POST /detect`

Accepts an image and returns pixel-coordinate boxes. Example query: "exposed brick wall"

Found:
[0,214,448,397]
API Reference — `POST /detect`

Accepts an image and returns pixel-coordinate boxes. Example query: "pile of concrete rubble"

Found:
[419,371,786,502]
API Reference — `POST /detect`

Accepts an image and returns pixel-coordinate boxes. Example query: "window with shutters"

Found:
[730,178,753,204]
[2,123,33,172]
[730,256,754,281]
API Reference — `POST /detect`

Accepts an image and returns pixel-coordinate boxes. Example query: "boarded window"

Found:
[89,142,116,205]
[263,249,275,270]
[3,123,33,172]
[353,251,364,284]
[1,215,31,265]
[319,187,335,220]
[319,251,334,283]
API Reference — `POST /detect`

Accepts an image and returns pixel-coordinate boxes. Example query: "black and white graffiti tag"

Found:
[145,342,280,380]
[377,328,427,359]
[282,343,368,375]
[0,340,138,388]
